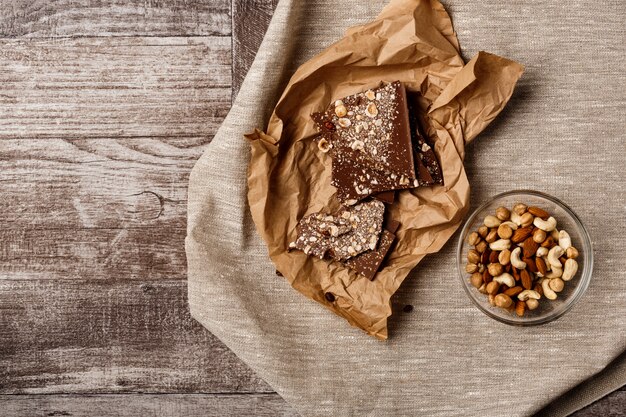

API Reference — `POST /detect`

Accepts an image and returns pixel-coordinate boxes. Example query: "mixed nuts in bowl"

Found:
[457,190,593,325]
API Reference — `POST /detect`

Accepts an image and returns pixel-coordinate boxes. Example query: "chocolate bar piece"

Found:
[407,92,443,185]
[343,220,400,280]
[312,82,418,204]
[373,190,395,204]
[289,200,385,261]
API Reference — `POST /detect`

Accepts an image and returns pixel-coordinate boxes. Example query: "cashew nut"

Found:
[536,247,549,258]
[558,230,572,250]
[484,215,501,228]
[542,279,558,300]
[547,245,565,268]
[510,247,526,269]
[510,211,523,226]
[562,258,578,281]
[493,273,515,288]
[545,266,563,279]
[533,216,557,232]
[489,239,511,251]
[500,221,518,230]
[517,289,541,301]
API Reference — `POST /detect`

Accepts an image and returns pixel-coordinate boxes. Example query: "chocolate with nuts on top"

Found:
[312,82,417,204]
[289,200,385,261]
[407,92,443,186]
[343,220,400,280]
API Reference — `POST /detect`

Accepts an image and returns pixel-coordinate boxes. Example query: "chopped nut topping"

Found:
[365,102,378,118]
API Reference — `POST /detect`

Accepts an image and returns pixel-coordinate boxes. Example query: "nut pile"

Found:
[465,203,580,316]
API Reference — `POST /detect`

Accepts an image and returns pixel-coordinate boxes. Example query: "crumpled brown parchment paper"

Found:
[246,0,523,339]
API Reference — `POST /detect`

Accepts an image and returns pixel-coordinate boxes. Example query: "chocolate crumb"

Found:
[324,292,336,302]
[403,304,414,313]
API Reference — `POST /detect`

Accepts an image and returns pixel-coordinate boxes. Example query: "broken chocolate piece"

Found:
[407,92,443,185]
[289,200,385,261]
[373,190,395,204]
[312,82,417,203]
[343,227,396,281]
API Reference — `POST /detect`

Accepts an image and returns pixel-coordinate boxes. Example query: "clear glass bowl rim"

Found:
[456,189,594,326]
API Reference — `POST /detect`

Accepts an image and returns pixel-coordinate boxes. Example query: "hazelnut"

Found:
[335,105,348,117]
[533,228,547,244]
[465,263,478,273]
[526,298,539,310]
[365,102,378,118]
[485,229,498,243]
[495,206,511,221]
[513,203,528,215]
[488,263,504,277]
[566,247,579,259]
[549,278,565,292]
[475,241,488,253]
[317,138,331,153]
[498,249,511,266]
[494,293,513,308]
[365,90,376,100]
[477,225,489,238]
[486,281,500,295]
[497,224,513,239]
[470,273,483,289]
[467,232,480,246]
[337,118,351,128]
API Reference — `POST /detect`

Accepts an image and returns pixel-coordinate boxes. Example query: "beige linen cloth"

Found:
[186,0,626,415]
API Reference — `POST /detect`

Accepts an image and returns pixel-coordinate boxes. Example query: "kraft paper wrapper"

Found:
[246,0,523,339]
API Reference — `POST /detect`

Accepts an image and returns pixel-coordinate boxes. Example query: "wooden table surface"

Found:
[0,1,623,415]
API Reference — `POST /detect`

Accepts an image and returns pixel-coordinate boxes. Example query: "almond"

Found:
[482,269,493,284]
[522,237,539,257]
[515,300,526,317]
[511,226,533,243]
[504,286,523,297]
[489,251,500,263]
[534,282,544,296]
[536,257,548,275]
[541,236,556,248]
[512,267,520,281]
[524,257,538,273]
[528,206,550,220]
[481,249,490,264]
[521,269,533,290]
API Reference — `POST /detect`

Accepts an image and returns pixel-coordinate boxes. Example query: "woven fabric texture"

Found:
[186,0,626,415]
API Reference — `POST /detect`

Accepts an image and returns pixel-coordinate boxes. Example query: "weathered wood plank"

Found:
[0,138,208,230]
[0,228,186,281]
[232,0,279,98]
[0,394,298,417]
[0,37,231,139]
[0,0,231,37]
[0,279,271,394]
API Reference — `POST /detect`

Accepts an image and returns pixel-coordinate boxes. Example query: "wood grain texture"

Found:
[0,138,207,230]
[232,0,280,98]
[1,394,298,417]
[0,37,231,139]
[0,279,271,394]
[0,0,231,37]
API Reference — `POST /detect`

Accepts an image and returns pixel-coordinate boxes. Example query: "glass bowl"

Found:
[456,190,593,325]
